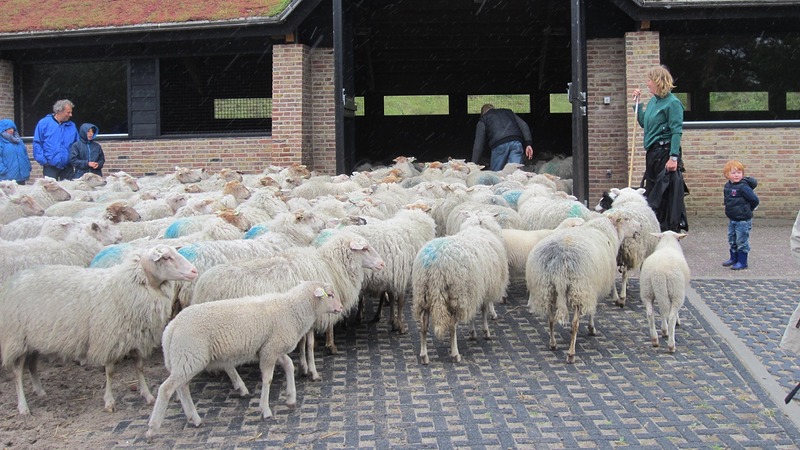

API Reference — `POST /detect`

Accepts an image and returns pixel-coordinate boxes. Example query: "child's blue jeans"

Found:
[728,219,752,253]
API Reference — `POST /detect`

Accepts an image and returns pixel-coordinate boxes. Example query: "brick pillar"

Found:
[310,48,336,175]
[587,38,627,203]
[625,31,661,185]
[272,44,310,167]
[0,60,14,119]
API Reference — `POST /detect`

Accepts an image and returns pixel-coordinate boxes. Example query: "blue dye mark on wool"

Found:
[418,238,446,268]
[244,225,269,239]
[568,203,584,218]
[163,219,190,239]
[90,243,130,268]
[312,229,337,247]
[476,173,501,186]
[177,244,199,263]
[503,190,522,208]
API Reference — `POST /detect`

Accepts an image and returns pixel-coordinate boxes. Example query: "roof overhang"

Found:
[0,0,321,50]
[609,0,800,20]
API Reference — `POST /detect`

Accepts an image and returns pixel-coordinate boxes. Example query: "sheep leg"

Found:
[449,323,462,363]
[325,325,338,354]
[418,311,430,365]
[488,302,498,320]
[12,356,30,415]
[26,354,46,397]
[277,354,297,407]
[133,351,155,404]
[147,376,182,439]
[661,315,669,338]
[356,294,366,324]
[587,313,596,336]
[304,331,321,381]
[614,266,628,307]
[482,303,492,339]
[370,292,386,323]
[298,334,309,376]
[644,298,659,347]
[258,355,278,419]
[566,306,580,364]
[666,309,678,353]
[103,362,117,412]
[548,311,558,350]
[176,383,202,427]
[224,366,250,396]
[394,292,409,334]
[469,318,478,341]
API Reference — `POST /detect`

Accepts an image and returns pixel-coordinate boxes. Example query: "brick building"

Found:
[0,0,798,218]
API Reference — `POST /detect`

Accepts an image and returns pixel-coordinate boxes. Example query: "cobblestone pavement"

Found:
[6,217,800,449]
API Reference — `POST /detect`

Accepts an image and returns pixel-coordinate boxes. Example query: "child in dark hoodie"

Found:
[722,160,759,270]
[69,123,105,178]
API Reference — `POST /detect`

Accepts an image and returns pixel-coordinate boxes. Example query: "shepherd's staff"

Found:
[628,94,640,188]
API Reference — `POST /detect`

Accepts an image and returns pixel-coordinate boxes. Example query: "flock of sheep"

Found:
[0,157,690,439]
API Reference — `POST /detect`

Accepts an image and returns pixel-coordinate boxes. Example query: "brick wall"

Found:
[0,61,12,119]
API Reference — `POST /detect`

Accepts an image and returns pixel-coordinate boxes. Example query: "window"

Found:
[468,94,531,114]
[19,61,128,136]
[160,55,272,134]
[548,94,571,114]
[662,32,800,121]
[384,95,449,116]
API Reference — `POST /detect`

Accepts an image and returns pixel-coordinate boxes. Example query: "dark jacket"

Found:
[724,177,759,221]
[69,123,105,178]
[472,108,532,163]
[33,114,78,169]
[0,118,31,183]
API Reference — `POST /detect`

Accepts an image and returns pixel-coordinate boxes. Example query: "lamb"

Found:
[0,245,198,415]
[413,211,509,364]
[0,219,123,284]
[526,212,641,363]
[0,194,45,224]
[145,281,342,439]
[191,230,385,380]
[639,231,690,353]
[500,217,585,278]
[604,187,661,307]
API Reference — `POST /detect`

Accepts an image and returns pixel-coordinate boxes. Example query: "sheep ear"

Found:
[313,287,328,298]
[649,232,662,238]
[636,188,646,196]
[676,232,688,240]
[151,247,167,261]
[610,188,621,196]
[349,240,366,251]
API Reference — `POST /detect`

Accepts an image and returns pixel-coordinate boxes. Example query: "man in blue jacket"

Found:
[33,99,78,180]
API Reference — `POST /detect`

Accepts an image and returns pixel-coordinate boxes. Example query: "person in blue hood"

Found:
[33,99,79,181]
[70,123,105,179]
[0,118,32,185]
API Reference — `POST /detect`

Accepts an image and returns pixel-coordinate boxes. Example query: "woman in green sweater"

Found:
[632,65,688,232]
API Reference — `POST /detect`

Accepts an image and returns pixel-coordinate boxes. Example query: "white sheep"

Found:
[500,217,586,278]
[0,194,45,224]
[0,219,122,284]
[639,231,690,353]
[444,201,523,235]
[133,192,188,221]
[191,230,385,380]
[0,245,198,415]
[346,206,436,333]
[19,177,72,209]
[145,281,342,439]
[605,187,661,307]
[526,212,641,363]
[518,190,595,230]
[413,210,509,364]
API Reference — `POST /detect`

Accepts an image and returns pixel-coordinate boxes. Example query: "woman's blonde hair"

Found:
[648,65,676,97]
[723,160,745,177]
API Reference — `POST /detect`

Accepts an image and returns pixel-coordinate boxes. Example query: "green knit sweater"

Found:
[635,92,684,156]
